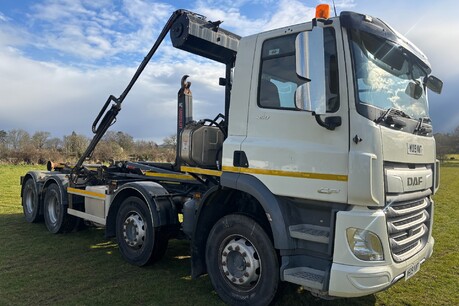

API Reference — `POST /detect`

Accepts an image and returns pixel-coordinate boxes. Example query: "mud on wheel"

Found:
[116,196,168,266]
[206,214,279,306]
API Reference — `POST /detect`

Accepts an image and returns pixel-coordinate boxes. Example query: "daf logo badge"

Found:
[407,176,423,186]
[407,143,423,155]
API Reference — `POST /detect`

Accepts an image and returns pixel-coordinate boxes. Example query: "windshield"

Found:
[350,30,430,121]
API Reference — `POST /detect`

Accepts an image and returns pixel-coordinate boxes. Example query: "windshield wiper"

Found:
[413,117,432,135]
[375,108,411,128]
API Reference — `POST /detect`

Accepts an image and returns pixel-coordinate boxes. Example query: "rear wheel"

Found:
[116,196,168,266]
[22,178,41,223]
[43,183,77,233]
[206,214,279,306]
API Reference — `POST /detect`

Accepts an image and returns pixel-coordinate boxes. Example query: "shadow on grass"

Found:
[274,283,376,305]
[0,213,379,306]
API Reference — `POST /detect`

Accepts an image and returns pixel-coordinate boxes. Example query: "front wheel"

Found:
[116,196,168,266]
[206,214,279,306]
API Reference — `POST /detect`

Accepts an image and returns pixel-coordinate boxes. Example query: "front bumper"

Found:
[328,236,434,297]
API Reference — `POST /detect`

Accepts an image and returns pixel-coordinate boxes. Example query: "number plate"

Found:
[405,261,421,281]
[407,143,423,155]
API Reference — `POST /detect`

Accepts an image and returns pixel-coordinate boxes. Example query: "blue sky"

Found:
[0,0,457,142]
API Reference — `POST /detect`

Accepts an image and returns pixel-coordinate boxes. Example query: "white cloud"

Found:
[262,0,316,31]
[0,0,457,139]
[0,19,32,48]
[193,0,358,36]
[0,12,9,22]
[195,0,276,12]
[321,0,356,10]
[190,0,317,36]
[24,0,175,61]
[404,23,459,79]
[0,45,225,142]
[346,1,459,79]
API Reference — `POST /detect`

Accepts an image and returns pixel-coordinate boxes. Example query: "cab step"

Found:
[289,224,330,244]
[283,267,325,290]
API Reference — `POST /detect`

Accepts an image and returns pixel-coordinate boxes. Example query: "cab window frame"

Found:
[257,27,339,113]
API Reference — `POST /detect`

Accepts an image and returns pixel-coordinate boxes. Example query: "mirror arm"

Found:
[314,113,342,130]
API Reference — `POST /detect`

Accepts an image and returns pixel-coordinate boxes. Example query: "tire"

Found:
[22,178,41,223]
[116,196,168,266]
[206,214,279,306]
[43,183,77,233]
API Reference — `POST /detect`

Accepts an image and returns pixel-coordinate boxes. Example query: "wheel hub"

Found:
[221,237,260,286]
[123,213,146,249]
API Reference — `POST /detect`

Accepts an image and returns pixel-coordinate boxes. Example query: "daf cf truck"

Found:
[20,5,443,305]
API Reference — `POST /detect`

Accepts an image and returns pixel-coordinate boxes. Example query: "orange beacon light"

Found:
[315,4,331,19]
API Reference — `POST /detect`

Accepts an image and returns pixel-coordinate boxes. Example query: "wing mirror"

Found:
[295,28,327,115]
[425,75,443,94]
[405,81,423,99]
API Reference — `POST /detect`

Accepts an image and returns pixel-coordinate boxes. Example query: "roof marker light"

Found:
[364,15,373,22]
[315,4,331,19]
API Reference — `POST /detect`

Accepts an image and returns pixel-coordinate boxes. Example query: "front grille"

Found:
[385,189,432,262]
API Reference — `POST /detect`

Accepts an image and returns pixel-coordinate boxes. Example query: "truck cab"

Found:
[20,6,442,306]
[212,8,441,299]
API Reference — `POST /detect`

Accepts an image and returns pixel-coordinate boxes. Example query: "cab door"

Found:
[240,24,349,203]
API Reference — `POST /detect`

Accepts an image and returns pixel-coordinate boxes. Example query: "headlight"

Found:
[346,228,384,261]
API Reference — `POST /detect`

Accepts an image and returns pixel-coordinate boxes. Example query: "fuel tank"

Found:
[180,123,224,168]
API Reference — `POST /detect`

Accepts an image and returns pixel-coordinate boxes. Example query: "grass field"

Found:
[1,165,458,305]
[443,154,459,167]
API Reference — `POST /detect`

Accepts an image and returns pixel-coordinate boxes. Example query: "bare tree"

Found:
[162,134,177,148]
[7,129,30,151]
[0,130,7,144]
[132,140,158,161]
[0,130,7,159]
[45,137,63,151]
[32,131,51,150]
[104,131,135,152]
[63,132,89,158]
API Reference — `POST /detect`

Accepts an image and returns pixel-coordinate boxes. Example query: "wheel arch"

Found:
[220,172,288,249]
[106,181,178,238]
[191,172,288,278]
[21,172,42,213]
[42,174,69,206]
[42,175,76,234]
[21,171,46,221]
[21,172,39,198]
[21,171,67,199]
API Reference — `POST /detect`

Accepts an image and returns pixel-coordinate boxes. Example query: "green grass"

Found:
[0,165,458,305]
[443,154,459,167]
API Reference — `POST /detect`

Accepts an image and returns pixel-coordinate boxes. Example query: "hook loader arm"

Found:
[71,10,189,184]
[70,9,240,185]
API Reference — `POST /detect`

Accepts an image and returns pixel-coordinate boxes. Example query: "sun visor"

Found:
[340,11,431,73]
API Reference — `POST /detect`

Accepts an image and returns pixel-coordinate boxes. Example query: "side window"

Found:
[259,35,304,109]
[258,28,339,112]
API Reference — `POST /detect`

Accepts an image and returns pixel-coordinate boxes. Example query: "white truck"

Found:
[20,5,443,305]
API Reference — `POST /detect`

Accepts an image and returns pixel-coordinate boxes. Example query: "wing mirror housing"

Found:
[295,27,327,115]
[405,81,423,99]
[425,75,443,94]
